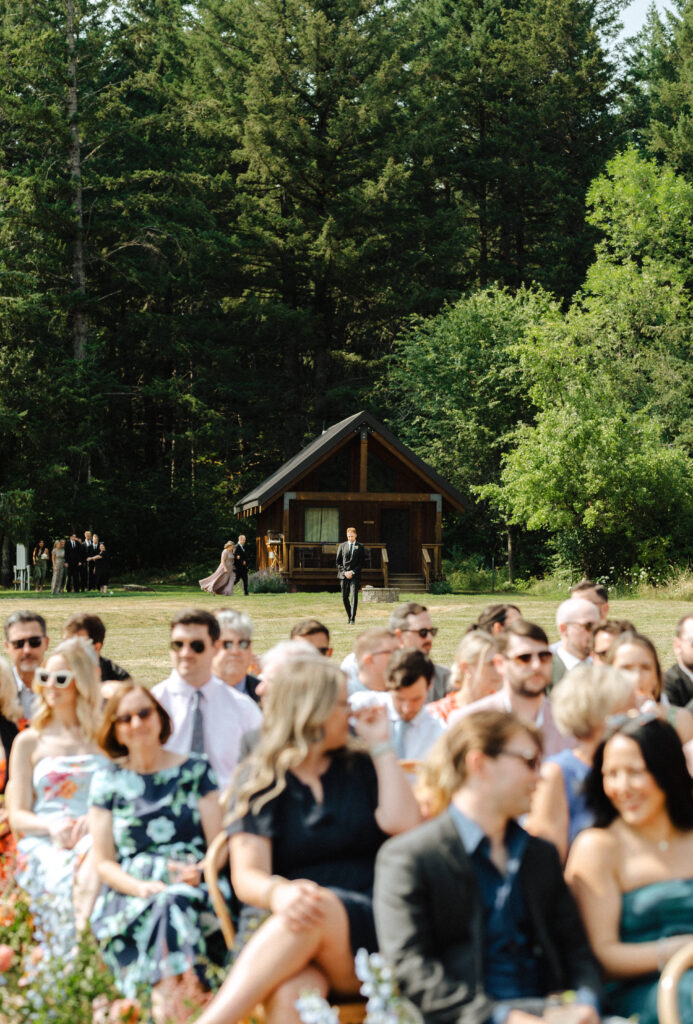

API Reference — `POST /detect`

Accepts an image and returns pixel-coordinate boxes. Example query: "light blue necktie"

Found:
[393,718,409,758]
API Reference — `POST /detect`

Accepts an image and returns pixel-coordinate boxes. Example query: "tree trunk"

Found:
[0,534,12,589]
[507,524,515,583]
[66,0,87,364]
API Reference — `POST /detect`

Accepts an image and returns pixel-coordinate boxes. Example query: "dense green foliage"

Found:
[1,0,692,581]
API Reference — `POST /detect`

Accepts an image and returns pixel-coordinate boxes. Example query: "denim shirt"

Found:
[449,804,600,1024]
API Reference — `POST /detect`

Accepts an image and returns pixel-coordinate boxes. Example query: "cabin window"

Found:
[304,507,340,542]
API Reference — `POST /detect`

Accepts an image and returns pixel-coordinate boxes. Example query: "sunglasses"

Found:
[317,646,331,656]
[499,749,542,772]
[113,706,156,727]
[170,639,206,654]
[35,669,74,688]
[222,639,251,650]
[511,651,553,664]
[405,628,438,638]
[9,636,44,650]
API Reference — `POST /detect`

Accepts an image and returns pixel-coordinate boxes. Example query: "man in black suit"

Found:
[64,532,84,593]
[336,526,365,624]
[665,613,693,706]
[374,710,601,1024]
[233,534,250,596]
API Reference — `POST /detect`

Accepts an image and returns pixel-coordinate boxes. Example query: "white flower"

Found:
[110,770,146,801]
[295,990,340,1024]
[146,816,176,843]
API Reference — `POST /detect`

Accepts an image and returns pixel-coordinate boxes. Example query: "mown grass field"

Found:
[1,586,690,686]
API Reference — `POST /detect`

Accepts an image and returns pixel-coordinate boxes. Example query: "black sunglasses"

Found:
[113,706,156,726]
[222,639,251,650]
[170,639,206,654]
[511,651,553,664]
[405,627,438,638]
[317,646,331,656]
[9,636,44,649]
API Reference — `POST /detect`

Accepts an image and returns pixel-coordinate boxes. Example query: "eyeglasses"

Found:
[113,706,156,726]
[317,646,331,656]
[35,669,74,688]
[405,628,438,638]
[499,749,542,772]
[222,639,251,650]
[511,651,553,665]
[170,639,206,654]
[9,636,44,649]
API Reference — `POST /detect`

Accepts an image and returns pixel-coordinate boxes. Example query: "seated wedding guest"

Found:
[450,620,571,759]
[525,663,636,862]
[89,683,225,1024]
[8,638,105,949]
[289,619,333,657]
[0,656,28,861]
[193,659,421,1024]
[466,603,521,635]
[347,629,399,707]
[374,710,602,1024]
[62,612,130,682]
[386,650,442,761]
[428,631,500,725]
[213,609,260,702]
[664,614,693,707]
[389,603,450,701]
[606,631,665,703]
[591,619,636,665]
[551,598,601,687]
[566,715,693,1024]
[152,609,261,790]
[4,609,49,720]
[570,580,610,622]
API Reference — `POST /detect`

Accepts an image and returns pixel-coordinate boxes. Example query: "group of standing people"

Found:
[39,531,109,595]
[199,536,249,597]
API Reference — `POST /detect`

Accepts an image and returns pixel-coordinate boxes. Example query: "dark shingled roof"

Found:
[234,411,470,514]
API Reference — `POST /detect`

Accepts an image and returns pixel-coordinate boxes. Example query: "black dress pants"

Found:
[341,576,359,622]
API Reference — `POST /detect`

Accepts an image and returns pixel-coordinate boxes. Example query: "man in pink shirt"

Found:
[449,619,572,758]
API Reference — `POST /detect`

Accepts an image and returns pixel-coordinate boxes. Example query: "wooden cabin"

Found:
[234,411,469,592]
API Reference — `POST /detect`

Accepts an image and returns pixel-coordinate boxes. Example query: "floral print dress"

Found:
[89,756,226,997]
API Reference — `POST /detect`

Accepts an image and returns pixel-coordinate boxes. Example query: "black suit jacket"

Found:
[666,663,693,707]
[374,810,601,1024]
[336,540,365,580]
[233,544,249,571]
[65,539,84,567]
[244,673,261,704]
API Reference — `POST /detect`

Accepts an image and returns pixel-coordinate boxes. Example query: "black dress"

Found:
[227,750,387,953]
[94,552,109,588]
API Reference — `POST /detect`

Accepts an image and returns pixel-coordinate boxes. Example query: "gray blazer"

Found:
[374,810,601,1024]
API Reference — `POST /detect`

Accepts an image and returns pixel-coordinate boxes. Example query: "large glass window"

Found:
[304,507,339,542]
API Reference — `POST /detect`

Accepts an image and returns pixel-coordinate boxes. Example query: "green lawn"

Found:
[0,586,688,686]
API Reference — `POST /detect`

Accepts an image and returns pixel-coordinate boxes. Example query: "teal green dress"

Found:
[605,879,693,1024]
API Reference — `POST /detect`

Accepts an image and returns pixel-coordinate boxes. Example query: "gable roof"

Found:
[234,411,470,515]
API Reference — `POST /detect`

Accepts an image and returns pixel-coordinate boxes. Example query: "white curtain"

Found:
[304,507,339,542]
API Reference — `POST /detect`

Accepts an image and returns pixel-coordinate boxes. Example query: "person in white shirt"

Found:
[151,609,261,790]
[551,598,601,687]
[385,649,442,761]
[348,628,399,709]
[4,610,48,719]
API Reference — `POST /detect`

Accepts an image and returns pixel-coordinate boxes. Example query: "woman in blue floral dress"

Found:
[89,683,227,1024]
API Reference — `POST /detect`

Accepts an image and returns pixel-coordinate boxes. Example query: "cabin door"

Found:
[380,508,410,573]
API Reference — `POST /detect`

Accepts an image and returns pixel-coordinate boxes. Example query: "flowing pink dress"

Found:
[199,550,235,595]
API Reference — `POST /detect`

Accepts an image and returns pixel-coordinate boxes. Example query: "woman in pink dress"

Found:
[199,542,235,596]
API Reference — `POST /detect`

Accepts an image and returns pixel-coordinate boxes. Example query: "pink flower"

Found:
[30,946,44,965]
[0,944,14,971]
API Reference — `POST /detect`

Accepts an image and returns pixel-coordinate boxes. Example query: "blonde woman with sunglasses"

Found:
[7,636,106,948]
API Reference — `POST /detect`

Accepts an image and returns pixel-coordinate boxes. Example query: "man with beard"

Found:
[664,614,693,706]
[449,619,571,758]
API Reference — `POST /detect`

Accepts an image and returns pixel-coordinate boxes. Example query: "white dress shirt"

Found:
[152,671,262,790]
[13,666,37,719]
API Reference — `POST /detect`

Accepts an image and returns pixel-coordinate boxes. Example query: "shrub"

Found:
[248,570,288,594]
[429,580,452,595]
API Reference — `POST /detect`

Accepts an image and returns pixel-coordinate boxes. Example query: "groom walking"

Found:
[336,526,365,624]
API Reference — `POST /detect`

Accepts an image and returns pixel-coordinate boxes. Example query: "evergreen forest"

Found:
[1,0,693,581]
